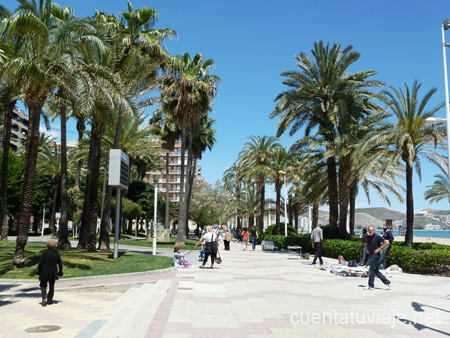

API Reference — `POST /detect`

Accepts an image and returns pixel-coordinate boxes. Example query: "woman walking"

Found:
[195,226,219,268]
[38,240,63,306]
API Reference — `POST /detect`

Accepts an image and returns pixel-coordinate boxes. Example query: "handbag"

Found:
[216,252,222,264]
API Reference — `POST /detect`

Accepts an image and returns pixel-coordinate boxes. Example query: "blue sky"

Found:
[3,0,450,212]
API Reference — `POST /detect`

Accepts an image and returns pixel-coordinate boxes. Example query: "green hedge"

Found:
[260,234,450,276]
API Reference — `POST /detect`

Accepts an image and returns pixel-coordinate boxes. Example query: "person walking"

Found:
[241,227,249,251]
[195,226,219,269]
[250,226,258,251]
[310,224,324,265]
[364,226,391,290]
[379,226,394,269]
[38,240,63,306]
[224,228,233,250]
[359,228,368,266]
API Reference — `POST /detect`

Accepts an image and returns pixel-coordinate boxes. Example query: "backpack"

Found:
[338,255,346,264]
[348,260,358,267]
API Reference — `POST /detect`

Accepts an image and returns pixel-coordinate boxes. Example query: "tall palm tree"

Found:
[1,0,109,264]
[149,108,181,230]
[271,41,382,238]
[161,52,220,245]
[239,135,280,234]
[266,146,292,234]
[373,80,446,247]
[94,3,174,250]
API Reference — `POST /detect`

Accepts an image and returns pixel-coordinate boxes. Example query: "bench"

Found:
[261,240,275,251]
[287,245,302,259]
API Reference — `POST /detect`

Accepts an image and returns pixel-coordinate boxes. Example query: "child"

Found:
[173,247,192,268]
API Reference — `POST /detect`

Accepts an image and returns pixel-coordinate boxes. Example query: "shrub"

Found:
[264,223,298,236]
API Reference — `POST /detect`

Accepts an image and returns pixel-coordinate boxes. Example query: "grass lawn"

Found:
[0,241,173,280]
[118,236,201,251]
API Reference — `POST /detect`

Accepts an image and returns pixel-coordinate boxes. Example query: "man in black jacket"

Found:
[38,240,63,306]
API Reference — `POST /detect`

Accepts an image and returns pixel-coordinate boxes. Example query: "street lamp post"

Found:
[278,171,288,237]
[441,18,450,200]
[152,174,161,255]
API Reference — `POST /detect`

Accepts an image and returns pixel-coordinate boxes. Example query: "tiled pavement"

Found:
[1,241,449,337]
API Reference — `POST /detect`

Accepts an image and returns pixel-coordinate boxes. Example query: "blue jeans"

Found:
[251,237,256,250]
[379,244,391,269]
[368,257,390,288]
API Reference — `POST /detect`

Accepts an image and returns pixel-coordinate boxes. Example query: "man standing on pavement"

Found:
[364,226,391,290]
[379,225,394,269]
[310,224,324,265]
[250,226,258,251]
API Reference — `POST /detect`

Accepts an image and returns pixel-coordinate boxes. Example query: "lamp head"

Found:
[444,18,450,30]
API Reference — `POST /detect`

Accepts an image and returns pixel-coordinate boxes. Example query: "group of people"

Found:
[240,226,258,251]
[359,225,394,270]
[310,223,394,290]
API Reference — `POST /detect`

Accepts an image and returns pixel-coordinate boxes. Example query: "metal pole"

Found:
[284,174,288,236]
[153,182,158,255]
[41,207,45,236]
[245,194,248,228]
[113,189,121,259]
[308,204,312,233]
[442,24,450,201]
[268,184,271,227]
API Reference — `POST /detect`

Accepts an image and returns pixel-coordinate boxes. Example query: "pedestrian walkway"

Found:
[0,240,449,337]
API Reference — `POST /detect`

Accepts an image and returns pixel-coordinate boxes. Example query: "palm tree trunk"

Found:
[338,161,350,239]
[185,156,196,235]
[349,179,357,235]
[275,183,281,235]
[176,129,187,245]
[78,131,95,249]
[0,99,15,241]
[312,201,319,229]
[405,161,414,248]
[58,102,70,249]
[50,179,59,238]
[327,156,339,238]
[13,92,44,267]
[293,195,299,231]
[164,152,170,229]
[86,125,104,252]
[258,180,265,234]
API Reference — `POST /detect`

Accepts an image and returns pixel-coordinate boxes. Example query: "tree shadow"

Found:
[0,284,20,292]
[64,261,91,270]
[107,251,126,259]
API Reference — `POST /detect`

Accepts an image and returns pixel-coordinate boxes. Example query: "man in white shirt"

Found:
[310,224,324,265]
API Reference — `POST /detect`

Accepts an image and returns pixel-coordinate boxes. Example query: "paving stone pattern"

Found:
[0,241,449,337]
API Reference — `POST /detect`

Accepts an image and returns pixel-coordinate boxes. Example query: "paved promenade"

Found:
[0,240,449,337]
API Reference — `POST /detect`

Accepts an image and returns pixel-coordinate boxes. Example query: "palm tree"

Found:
[36,140,61,237]
[266,146,292,234]
[94,3,174,250]
[238,135,280,234]
[1,0,110,265]
[375,80,446,247]
[424,174,450,203]
[161,52,220,245]
[149,108,181,230]
[271,41,382,238]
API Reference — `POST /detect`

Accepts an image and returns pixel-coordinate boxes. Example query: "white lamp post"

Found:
[278,171,288,236]
[436,17,450,201]
[152,173,161,255]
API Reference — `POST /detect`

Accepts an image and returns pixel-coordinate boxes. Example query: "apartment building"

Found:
[1,106,29,152]
[145,141,202,203]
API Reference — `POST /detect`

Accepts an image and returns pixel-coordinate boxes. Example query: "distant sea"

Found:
[391,230,450,239]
